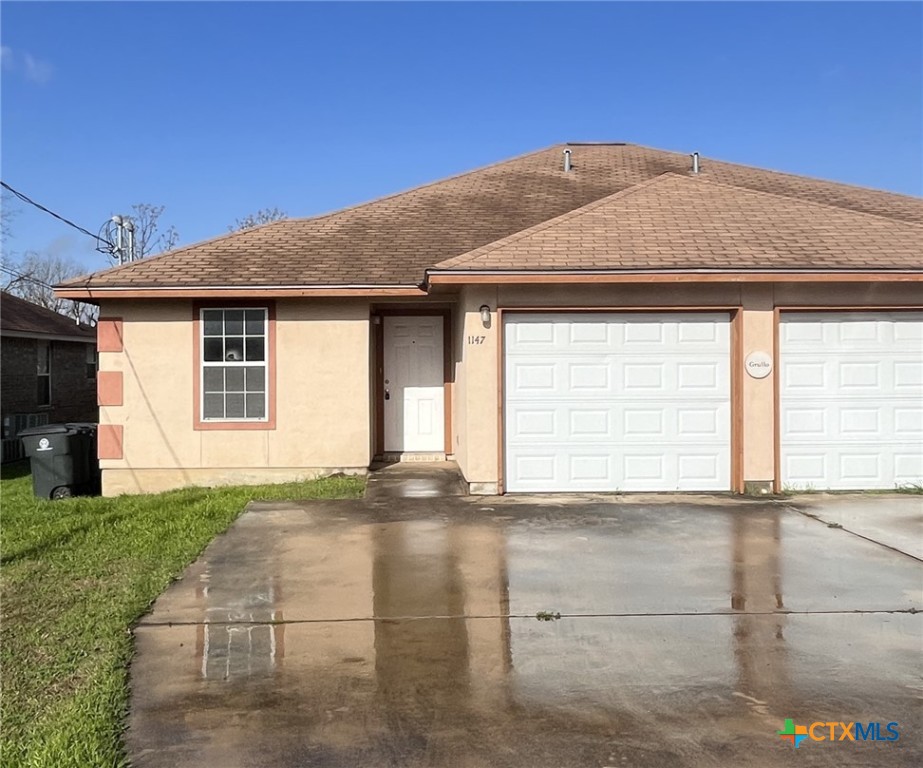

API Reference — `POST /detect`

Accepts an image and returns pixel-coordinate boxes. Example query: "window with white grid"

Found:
[200,308,268,421]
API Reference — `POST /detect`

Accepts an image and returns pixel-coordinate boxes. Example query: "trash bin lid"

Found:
[65,422,98,433]
[18,423,71,437]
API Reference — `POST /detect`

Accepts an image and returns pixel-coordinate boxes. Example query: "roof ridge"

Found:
[430,173,682,270]
[686,173,923,230]
[625,141,923,203]
[57,144,567,289]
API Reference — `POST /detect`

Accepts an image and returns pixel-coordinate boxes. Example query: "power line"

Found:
[1,180,114,248]
[0,264,54,291]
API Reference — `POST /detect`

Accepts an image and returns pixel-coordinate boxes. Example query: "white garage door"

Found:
[504,313,731,492]
[780,312,923,491]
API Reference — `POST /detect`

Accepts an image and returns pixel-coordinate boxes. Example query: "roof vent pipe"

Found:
[563,148,572,172]
[691,152,700,174]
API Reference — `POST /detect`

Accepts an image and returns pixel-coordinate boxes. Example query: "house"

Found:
[55,143,923,496]
[1,291,98,461]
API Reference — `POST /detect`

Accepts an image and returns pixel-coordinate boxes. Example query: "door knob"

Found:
[385,389,390,400]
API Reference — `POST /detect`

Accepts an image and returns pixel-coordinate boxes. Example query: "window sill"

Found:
[194,419,275,431]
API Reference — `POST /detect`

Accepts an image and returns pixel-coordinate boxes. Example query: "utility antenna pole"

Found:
[124,218,135,262]
[109,215,137,264]
[111,215,125,264]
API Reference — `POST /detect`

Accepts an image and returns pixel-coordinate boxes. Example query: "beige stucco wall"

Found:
[451,287,501,492]
[99,282,920,496]
[740,285,775,485]
[451,303,469,477]
[99,299,372,495]
[452,281,922,494]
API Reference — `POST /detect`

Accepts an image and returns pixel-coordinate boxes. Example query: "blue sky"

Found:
[2,1,921,276]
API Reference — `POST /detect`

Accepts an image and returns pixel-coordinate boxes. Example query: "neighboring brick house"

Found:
[1,291,98,461]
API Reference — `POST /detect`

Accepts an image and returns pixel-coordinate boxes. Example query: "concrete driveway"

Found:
[129,466,922,767]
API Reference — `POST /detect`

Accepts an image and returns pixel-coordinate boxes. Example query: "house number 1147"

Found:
[467,335,486,345]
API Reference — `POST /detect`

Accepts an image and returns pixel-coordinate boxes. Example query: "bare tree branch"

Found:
[1,192,20,259]
[230,207,287,232]
[2,251,98,325]
[127,203,180,260]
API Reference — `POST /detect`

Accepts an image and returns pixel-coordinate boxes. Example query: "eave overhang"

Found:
[55,270,923,302]
[1,329,96,344]
[54,284,427,302]
[424,269,923,286]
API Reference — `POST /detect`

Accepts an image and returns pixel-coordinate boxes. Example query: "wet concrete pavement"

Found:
[129,467,923,767]
[791,494,923,560]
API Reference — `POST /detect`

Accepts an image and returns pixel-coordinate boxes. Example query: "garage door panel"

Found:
[784,453,827,484]
[569,363,610,391]
[512,454,558,487]
[784,449,892,490]
[509,404,618,442]
[783,407,827,437]
[509,362,557,392]
[780,312,923,491]
[781,361,827,390]
[509,449,618,492]
[509,321,556,345]
[895,452,923,484]
[568,321,611,345]
[623,408,666,437]
[678,408,722,437]
[570,454,613,482]
[895,407,923,437]
[894,360,923,390]
[838,361,882,390]
[679,454,722,484]
[894,320,923,341]
[677,362,720,389]
[781,399,921,443]
[571,409,613,437]
[507,401,729,446]
[783,313,899,348]
[677,322,720,343]
[505,313,730,492]
[512,409,557,438]
[839,407,881,437]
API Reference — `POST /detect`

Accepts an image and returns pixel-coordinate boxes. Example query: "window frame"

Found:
[37,340,52,407]
[192,302,276,431]
[86,343,98,380]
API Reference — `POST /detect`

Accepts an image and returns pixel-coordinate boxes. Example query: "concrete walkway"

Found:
[127,470,922,767]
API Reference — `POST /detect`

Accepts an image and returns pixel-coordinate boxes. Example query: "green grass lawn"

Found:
[0,461,365,767]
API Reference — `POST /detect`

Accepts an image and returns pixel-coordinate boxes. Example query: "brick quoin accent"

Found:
[97,318,124,353]
[97,371,123,406]
[97,424,124,460]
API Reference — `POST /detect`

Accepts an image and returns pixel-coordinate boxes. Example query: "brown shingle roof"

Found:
[433,174,923,272]
[59,143,923,290]
[0,292,95,339]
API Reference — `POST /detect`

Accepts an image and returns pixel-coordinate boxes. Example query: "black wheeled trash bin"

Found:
[19,423,100,500]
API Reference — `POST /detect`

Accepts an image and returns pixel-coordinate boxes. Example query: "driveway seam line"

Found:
[137,607,921,627]
[786,504,923,563]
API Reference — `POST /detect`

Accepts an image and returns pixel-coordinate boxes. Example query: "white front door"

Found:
[384,316,445,452]
[504,312,731,492]
[780,311,923,490]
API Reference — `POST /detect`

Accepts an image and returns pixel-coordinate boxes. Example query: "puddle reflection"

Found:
[197,574,284,681]
[194,508,796,708]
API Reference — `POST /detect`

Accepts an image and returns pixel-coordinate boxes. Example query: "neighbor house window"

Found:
[37,340,51,406]
[86,344,97,379]
[200,308,268,421]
